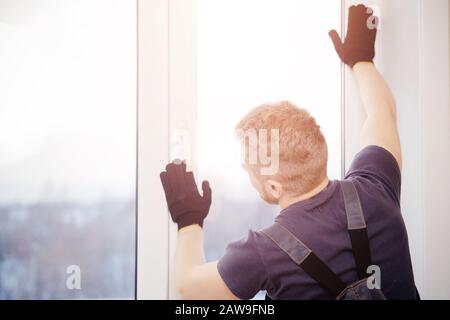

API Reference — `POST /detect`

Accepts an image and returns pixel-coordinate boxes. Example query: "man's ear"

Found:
[264,179,283,200]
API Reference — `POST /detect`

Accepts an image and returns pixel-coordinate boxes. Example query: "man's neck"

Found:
[279,177,330,210]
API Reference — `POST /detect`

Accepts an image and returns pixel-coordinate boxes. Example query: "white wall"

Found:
[421,0,450,300]
[344,0,450,299]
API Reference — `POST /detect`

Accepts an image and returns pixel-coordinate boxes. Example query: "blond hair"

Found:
[236,101,328,195]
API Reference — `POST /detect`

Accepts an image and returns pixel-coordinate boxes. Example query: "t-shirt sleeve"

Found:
[217,231,268,300]
[345,145,402,205]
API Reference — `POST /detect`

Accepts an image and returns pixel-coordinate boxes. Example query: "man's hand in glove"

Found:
[329,4,378,68]
[160,161,212,230]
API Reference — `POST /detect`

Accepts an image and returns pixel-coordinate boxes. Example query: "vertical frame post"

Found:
[167,0,198,299]
[137,0,170,300]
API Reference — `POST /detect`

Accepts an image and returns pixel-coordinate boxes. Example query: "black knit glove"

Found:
[160,161,212,230]
[329,4,378,68]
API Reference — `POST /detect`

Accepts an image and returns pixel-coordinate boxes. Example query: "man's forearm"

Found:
[159,162,212,295]
[174,225,205,293]
[352,62,403,168]
[353,62,397,119]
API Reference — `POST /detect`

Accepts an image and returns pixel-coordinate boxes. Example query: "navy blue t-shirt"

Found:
[217,146,417,300]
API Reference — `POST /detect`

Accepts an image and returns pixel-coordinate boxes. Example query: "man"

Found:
[160,4,417,300]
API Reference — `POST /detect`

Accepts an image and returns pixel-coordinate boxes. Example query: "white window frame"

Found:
[136,0,170,299]
[136,0,198,300]
[137,0,450,300]
[136,0,344,299]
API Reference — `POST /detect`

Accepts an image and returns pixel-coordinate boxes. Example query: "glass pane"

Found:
[197,0,341,274]
[0,0,136,299]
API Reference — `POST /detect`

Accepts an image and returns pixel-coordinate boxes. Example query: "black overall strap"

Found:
[260,180,372,299]
[341,180,372,280]
[261,223,346,298]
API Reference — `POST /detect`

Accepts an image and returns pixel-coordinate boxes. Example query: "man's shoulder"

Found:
[345,145,402,205]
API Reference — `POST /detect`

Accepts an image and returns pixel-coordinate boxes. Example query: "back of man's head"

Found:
[236,101,328,196]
